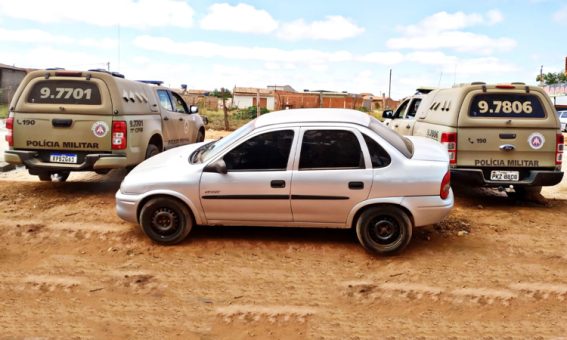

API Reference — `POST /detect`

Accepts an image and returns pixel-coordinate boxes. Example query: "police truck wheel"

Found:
[355,206,413,256]
[197,130,205,143]
[145,144,160,159]
[139,197,193,245]
[38,172,52,181]
[508,186,545,203]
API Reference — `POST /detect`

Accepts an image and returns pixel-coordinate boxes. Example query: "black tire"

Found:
[145,144,160,159]
[355,206,413,256]
[508,186,545,202]
[37,172,52,181]
[139,197,193,245]
[196,129,205,143]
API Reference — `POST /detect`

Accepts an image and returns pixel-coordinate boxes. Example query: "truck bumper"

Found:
[4,150,129,171]
[451,168,564,187]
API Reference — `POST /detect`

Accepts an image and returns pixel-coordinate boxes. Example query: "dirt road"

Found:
[1,152,567,338]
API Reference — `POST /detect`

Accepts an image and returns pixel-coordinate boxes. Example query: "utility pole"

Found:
[539,65,544,86]
[222,87,229,130]
[107,62,110,71]
[388,69,392,100]
[256,90,260,117]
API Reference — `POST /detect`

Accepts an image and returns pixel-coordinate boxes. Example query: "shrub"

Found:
[234,106,269,120]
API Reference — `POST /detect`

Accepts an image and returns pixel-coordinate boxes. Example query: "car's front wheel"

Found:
[355,206,413,256]
[139,197,193,245]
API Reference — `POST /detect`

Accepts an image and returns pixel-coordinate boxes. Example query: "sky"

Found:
[0,0,566,100]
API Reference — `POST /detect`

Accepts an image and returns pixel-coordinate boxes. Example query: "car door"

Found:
[290,128,372,224]
[157,89,182,148]
[199,128,297,223]
[169,91,197,143]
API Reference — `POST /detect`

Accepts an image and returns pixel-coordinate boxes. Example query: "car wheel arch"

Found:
[136,193,201,226]
[350,202,415,230]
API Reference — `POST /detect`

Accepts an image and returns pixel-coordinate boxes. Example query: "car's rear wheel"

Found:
[355,206,413,256]
[139,197,193,245]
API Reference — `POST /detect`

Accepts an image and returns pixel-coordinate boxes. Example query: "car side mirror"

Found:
[203,159,227,174]
[382,110,394,119]
[190,105,199,114]
[202,116,209,125]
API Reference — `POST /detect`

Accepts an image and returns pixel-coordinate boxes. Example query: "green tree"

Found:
[210,88,232,98]
[536,71,567,85]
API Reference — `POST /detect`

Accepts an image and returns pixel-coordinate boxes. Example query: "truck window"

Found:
[158,90,174,111]
[407,99,422,118]
[170,92,189,113]
[393,99,409,118]
[27,80,101,105]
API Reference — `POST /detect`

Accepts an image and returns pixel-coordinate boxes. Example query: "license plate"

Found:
[50,153,78,164]
[490,170,519,181]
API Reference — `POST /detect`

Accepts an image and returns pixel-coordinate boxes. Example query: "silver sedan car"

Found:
[116,109,453,255]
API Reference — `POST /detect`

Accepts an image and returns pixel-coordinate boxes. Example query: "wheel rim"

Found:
[151,207,180,236]
[368,215,401,245]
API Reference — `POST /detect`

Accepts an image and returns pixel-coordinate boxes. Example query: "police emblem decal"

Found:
[527,132,545,150]
[92,121,109,138]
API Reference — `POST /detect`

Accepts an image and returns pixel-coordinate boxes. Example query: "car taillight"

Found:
[5,113,14,147]
[441,132,457,165]
[440,170,451,199]
[557,133,564,166]
[112,121,127,150]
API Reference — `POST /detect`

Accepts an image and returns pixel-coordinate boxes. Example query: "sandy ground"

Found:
[1,130,567,338]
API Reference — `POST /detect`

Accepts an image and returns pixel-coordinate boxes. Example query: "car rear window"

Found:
[27,80,102,105]
[469,93,545,118]
[369,118,414,158]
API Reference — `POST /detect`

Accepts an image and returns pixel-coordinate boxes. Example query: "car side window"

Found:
[362,134,391,168]
[299,130,363,170]
[157,90,174,111]
[170,92,188,113]
[224,130,294,171]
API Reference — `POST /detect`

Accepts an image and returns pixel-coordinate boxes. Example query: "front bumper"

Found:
[4,150,128,171]
[451,168,563,187]
[115,190,141,224]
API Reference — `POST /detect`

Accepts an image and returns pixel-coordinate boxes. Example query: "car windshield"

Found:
[368,116,414,158]
[191,120,255,163]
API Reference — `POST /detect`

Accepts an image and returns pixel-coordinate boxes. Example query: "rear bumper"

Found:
[401,190,454,227]
[451,168,564,187]
[4,150,128,171]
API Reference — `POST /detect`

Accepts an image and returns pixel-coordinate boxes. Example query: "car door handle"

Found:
[164,117,169,121]
[179,118,183,121]
[406,125,411,129]
[271,180,286,188]
[394,124,399,128]
[348,181,364,190]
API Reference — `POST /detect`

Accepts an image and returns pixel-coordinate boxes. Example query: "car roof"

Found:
[254,108,371,128]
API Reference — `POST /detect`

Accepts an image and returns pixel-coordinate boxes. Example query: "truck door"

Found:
[157,89,182,148]
[394,98,421,136]
[169,91,197,144]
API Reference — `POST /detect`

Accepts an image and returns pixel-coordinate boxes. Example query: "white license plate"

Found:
[490,170,519,181]
[50,153,78,164]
